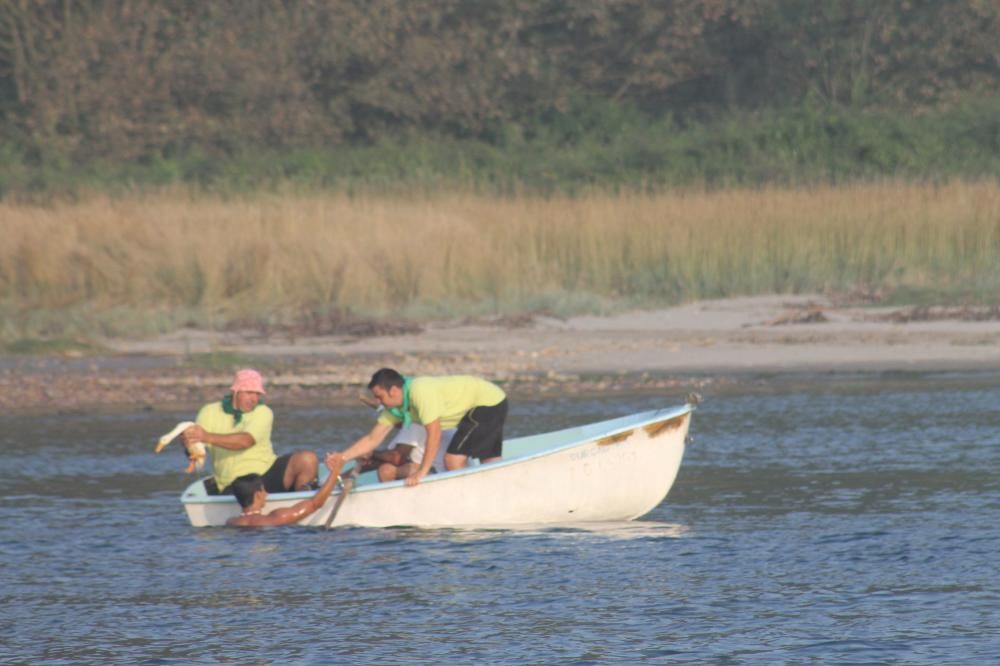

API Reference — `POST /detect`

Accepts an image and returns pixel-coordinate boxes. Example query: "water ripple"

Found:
[2,378,1000,664]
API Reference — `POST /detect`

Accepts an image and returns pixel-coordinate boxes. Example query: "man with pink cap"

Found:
[183,369,318,495]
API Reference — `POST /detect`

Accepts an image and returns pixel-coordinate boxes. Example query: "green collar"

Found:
[221,393,263,424]
[386,376,412,427]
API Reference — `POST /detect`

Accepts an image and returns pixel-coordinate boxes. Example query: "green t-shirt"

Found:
[196,401,276,490]
[376,376,506,430]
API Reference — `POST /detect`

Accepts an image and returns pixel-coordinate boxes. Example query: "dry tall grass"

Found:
[2,181,999,337]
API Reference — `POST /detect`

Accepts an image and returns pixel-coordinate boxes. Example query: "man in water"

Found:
[333,368,508,487]
[183,368,318,495]
[227,452,344,527]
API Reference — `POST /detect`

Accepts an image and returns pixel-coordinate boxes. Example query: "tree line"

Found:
[1,0,998,184]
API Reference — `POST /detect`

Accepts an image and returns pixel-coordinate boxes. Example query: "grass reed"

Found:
[2,181,999,341]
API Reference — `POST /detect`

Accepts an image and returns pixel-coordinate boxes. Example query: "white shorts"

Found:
[389,424,456,471]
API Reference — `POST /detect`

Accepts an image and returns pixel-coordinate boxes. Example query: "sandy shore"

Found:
[4,295,1000,413]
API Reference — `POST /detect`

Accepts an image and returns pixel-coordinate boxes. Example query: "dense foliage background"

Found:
[2,1,1000,346]
[2,0,999,195]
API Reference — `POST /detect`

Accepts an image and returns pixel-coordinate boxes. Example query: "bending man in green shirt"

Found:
[182,369,319,495]
[333,368,508,487]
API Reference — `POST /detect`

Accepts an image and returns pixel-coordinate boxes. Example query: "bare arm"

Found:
[184,424,254,451]
[266,452,344,523]
[336,422,394,462]
[405,419,441,487]
[228,453,344,527]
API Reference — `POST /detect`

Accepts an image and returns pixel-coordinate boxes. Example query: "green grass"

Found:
[2,337,104,356]
[4,100,1000,200]
[181,351,279,371]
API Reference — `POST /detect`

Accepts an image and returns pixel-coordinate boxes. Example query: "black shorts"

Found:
[260,453,293,493]
[210,453,293,495]
[447,399,508,460]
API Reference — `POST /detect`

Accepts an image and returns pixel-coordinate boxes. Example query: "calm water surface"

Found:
[1,374,998,665]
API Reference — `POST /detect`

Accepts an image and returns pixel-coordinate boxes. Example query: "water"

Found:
[1,375,998,664]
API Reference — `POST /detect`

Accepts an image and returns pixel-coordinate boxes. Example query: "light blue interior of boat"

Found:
[183,404,690,503]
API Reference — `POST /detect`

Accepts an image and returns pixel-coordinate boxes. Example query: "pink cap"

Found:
[231,369,266,394]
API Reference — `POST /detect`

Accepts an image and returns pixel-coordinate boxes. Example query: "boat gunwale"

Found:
[181,403,694,506]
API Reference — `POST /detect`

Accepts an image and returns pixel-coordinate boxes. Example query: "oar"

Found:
[324,396,378,529]
[324,464,360,530]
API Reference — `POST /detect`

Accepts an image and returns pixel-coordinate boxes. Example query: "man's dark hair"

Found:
[230,473,265,508]
[368,367,404,391]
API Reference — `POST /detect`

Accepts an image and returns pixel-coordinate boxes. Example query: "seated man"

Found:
[333,368,508,487]
[227,452,344,527]
[361,421,456,482]
[183,368,318,495]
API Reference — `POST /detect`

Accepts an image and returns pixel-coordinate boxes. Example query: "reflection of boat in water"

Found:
[181,401,696,529]
[343,522,692,543]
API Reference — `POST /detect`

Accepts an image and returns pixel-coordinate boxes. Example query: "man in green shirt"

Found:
[182,369,318,494]
[333,367,508,487]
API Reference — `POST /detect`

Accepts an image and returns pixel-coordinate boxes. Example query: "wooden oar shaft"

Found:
[324,466,360,529]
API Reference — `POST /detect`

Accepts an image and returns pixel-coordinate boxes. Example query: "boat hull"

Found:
[181,403,692,528]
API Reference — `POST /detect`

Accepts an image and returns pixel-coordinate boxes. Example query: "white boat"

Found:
[180,400,696,528]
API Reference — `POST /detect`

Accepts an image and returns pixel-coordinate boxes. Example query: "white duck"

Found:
[154,421,207,473]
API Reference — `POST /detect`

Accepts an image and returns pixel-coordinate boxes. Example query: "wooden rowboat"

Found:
[180,400,695,528]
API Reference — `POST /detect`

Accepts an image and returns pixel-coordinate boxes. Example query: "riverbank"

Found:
[3,294,1000,413]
